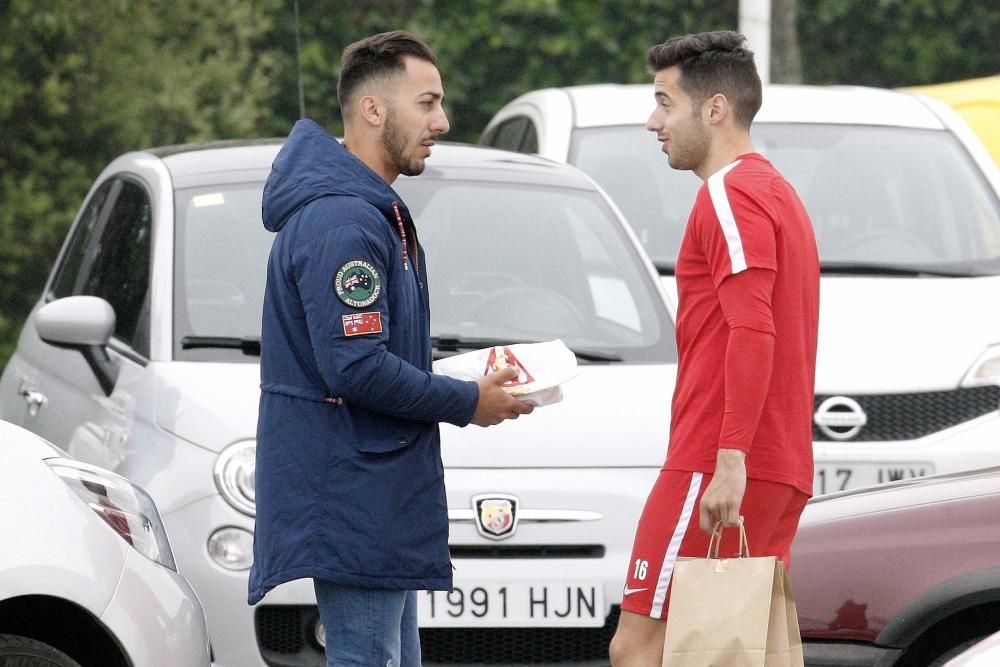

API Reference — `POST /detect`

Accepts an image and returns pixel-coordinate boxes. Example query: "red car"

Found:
[792,466,1000,667]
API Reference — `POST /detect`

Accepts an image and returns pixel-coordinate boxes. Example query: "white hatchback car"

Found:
[483,83,1000,495]
[0,142,675,666]
[0,419,210,667]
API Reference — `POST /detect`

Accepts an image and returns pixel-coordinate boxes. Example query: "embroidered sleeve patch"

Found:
[342,311,383,336]
[334,260,382,308]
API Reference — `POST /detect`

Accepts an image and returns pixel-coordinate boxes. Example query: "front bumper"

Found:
[813,409,1000,494]
[99,549,212,666]
[163,466,659,666]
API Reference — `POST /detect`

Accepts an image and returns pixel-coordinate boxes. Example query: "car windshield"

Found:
[570,124,1000,274]
[173,177,675,364]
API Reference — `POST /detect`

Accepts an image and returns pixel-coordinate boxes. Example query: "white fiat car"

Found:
[0,142,674,666]
[483,83,1000,495]
[0,419,210,666]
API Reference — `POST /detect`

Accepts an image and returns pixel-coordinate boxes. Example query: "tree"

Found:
[771,0,802,83]
[0,0,287,364]
[799,0,999,86]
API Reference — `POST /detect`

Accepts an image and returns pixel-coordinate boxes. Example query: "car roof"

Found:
[140,139,596,190]
[529,83,948,130]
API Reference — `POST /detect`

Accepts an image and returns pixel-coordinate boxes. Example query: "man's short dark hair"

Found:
[337,31,438,115]
[646,31,762,128]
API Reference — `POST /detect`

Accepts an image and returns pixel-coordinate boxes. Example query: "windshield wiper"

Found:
[180,334,624,362]
[431,335,622,362]
[181,336,261,356]
[820,261,986,277]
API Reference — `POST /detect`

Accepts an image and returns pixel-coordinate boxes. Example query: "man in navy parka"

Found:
[248,31,532,666]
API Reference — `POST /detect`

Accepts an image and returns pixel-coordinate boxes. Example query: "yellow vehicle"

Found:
[902,75,1000,165]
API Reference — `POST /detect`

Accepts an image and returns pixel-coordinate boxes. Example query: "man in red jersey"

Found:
[609,31,820,666]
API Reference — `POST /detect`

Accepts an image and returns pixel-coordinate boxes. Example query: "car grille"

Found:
[255,606,324,666]
[421,606,619,664]
[813,385,1000,441]
[255,605,619,665]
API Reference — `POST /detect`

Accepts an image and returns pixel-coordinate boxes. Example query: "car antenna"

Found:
[293,0,306,118]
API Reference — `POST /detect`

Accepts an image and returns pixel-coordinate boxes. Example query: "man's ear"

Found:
[358,95,383,127]
[704,93,729,125]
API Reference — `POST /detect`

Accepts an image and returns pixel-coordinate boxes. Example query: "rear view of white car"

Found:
[0,420,210,667]
[483,83,1000,495]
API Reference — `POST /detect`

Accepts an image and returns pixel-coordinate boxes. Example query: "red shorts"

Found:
[620,470,808,619]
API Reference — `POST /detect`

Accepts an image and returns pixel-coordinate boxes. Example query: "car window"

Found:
[49,178,152,356]
[521,121,539,153]
[172,178,675,364]
[757,124,1000,267]
[173,184,272,362]
[484,117,529,152]
[398,179,675,364]
[570,124,1000,274]
[570,126,701,271]
[50,180,116,300]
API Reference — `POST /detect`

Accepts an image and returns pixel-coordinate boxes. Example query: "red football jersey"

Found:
[666,153,820,495]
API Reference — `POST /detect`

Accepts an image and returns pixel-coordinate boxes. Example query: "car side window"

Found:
[50,177,152,357]
[485,117,529,152]
[50,180,116,300]
[521,121,538,153]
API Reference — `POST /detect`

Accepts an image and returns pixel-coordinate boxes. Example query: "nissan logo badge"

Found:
[814,396,868,440]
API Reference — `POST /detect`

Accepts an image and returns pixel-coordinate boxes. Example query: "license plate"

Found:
[418,582,605,627]
[814,462,934,495]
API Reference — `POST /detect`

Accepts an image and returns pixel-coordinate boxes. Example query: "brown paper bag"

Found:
[662,521,804,667]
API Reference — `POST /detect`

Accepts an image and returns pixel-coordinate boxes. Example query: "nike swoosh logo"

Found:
[623,586,648,596]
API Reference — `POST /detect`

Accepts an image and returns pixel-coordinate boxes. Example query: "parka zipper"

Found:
[392,201,423,288]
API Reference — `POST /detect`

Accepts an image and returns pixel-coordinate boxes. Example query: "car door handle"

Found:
[19,387,47,417]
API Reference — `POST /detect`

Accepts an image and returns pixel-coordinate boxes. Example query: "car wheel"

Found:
[0,634,82,667]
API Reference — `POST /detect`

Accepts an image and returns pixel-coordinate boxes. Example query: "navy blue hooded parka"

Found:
[249,119,479,604]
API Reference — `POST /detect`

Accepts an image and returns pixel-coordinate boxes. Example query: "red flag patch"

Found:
[342,311,383,336]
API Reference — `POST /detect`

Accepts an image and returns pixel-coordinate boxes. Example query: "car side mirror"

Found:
[36,296,119,396]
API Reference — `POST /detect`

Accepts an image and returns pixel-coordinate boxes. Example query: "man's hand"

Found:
[470,367,535,427]
[698,448,747,534]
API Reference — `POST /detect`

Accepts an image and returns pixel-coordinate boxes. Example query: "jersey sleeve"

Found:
[716,268,777,453]
[695,167,778,287]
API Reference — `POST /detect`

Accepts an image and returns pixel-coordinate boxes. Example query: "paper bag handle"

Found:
[707,518,751,559]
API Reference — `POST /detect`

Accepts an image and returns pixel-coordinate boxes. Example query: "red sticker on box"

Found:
[484,346,535,386]
[342,311,382,336]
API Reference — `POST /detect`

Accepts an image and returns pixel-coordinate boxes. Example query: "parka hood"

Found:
[262,118,402,232]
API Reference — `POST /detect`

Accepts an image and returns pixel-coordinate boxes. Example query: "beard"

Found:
[382,108,426,177]
[667,116,711,172]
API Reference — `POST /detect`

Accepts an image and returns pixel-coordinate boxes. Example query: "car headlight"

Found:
[46,458,177,571]
[214,440,256,516]
[208,526,254,570]
[962,345,1000,389]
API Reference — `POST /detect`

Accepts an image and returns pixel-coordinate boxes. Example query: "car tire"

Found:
[0,634,82,667]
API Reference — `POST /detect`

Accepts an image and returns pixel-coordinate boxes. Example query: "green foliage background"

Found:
[1,0,997,368]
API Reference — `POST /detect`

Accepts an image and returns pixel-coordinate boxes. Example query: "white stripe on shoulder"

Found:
[649,471,703,618]
[707,159,746,274]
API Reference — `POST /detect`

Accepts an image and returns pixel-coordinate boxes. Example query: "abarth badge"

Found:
[472,493,519,540]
